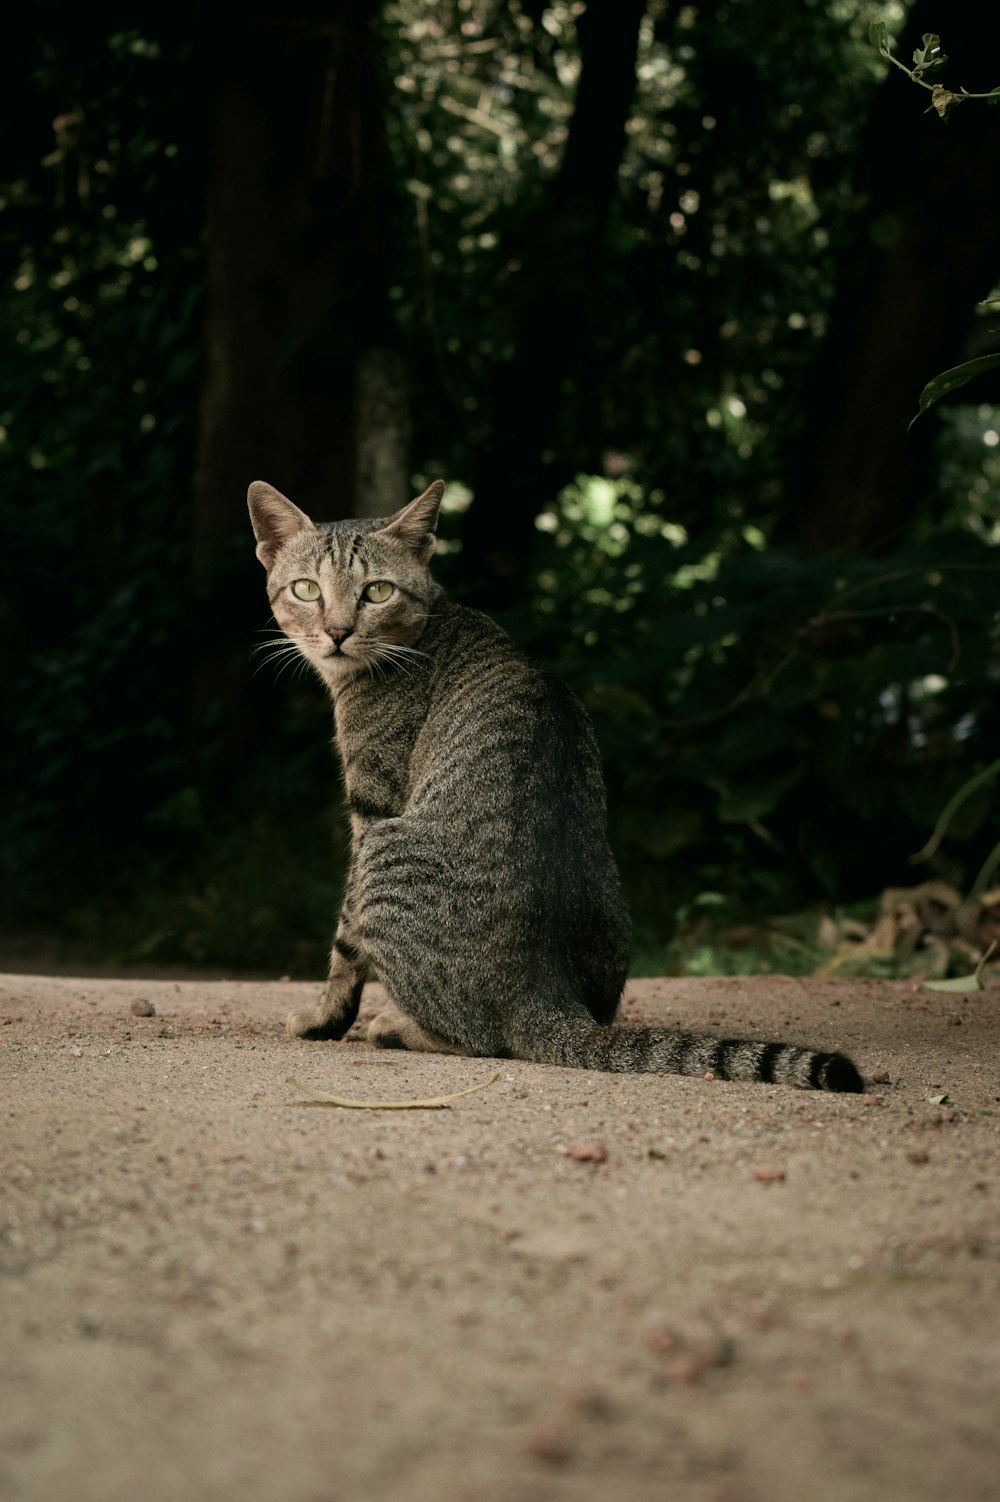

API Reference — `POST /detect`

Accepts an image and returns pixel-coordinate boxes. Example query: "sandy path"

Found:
[1,971,998,1502]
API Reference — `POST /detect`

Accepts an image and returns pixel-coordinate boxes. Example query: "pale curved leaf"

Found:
[285,1072,500,1110]
[910,353,1000,428]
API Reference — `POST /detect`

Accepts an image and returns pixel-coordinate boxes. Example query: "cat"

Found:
[248,479,864,1092]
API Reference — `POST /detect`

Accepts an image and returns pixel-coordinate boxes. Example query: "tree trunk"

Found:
[457,0,647,604]
[354,345,412,517]
[187,0,404,778]
[193,0,402,563]
[782,0,1000,555]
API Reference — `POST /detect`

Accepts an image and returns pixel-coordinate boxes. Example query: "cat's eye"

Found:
[362,581,394,604]
[291,579,321,602]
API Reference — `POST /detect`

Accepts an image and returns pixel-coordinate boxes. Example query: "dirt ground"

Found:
[1,969,998,1502]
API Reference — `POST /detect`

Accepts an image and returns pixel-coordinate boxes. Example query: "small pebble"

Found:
[661,1339,735,1385]
[564,1384,615,1420]
[563,1140,607,1163]
[523,1423,572,1465]
[130,999,156,1018]
[642,1324,679,1354]
[751,1165,786,1183]
[907,1148,930,1165]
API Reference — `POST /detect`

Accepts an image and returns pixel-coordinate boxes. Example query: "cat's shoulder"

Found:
[436,598,587,717]
[435,597,523,660]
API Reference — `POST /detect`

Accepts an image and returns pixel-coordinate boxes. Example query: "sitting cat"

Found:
[248,479,863,1092]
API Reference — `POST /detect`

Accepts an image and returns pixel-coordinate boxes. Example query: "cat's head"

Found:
[248,480,443,686]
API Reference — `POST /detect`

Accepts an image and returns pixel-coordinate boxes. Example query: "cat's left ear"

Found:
[381,480,444,565]
[247,481,316,569]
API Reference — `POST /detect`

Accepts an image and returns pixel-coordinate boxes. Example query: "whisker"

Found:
[250,643,302,663]
[250,654,304,671]
[368,644,415,678]
[382,641,432,660]
[373,641,430,665]
[250,641,298,659]
[250,638,317,683]
[253,655,296,682]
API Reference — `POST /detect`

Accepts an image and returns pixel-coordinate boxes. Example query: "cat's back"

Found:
[410,599,607,827]
[426,597,539,707]
[406,598,629,1003]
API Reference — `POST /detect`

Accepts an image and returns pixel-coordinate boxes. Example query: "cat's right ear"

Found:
[380,479,444,565]
[247,482,316,569]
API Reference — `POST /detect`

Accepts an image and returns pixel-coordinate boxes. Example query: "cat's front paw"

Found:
[286,1007,349,1041]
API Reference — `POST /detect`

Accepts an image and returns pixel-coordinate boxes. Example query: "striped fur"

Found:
[248,480,864,1093]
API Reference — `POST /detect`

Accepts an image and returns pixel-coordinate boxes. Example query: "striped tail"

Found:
[514,1015,864,1092]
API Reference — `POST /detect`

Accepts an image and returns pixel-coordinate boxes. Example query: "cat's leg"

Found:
[353,821,509,1058]
[287,918,369,1041]
[367,1001,472,1056]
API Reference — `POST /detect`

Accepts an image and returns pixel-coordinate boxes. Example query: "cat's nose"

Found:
[325,626,353,643]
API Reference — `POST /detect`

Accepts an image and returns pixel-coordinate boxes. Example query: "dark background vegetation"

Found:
[3,0,1000,975]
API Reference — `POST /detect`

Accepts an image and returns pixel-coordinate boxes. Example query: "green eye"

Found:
[291,579,321,601]
[362,581,394,603]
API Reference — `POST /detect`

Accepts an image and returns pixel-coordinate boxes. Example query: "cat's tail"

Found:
[513,1013,864,1093]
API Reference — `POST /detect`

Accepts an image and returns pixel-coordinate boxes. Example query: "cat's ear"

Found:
[247,482,316,569]
[380,480,444,565]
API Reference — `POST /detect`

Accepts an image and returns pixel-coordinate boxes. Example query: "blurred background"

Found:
[3,0,1000,980]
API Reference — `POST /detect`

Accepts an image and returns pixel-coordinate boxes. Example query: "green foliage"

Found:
[3,2,1000,973]
[870,18,1000,421]
[911,349,1000,427]
[0,16,205,914]
[49,807,347,975]
[386,0,887,499]
[523,493,1000,939]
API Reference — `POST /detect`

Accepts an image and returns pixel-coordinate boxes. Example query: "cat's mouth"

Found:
[323,643,360,672]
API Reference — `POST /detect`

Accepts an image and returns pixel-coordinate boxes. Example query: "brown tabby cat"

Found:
[248,479,863,1091]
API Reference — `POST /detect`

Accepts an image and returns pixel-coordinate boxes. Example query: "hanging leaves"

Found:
[908,354,1000,428]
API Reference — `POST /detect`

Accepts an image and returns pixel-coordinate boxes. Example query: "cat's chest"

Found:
[333,682,425,821]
